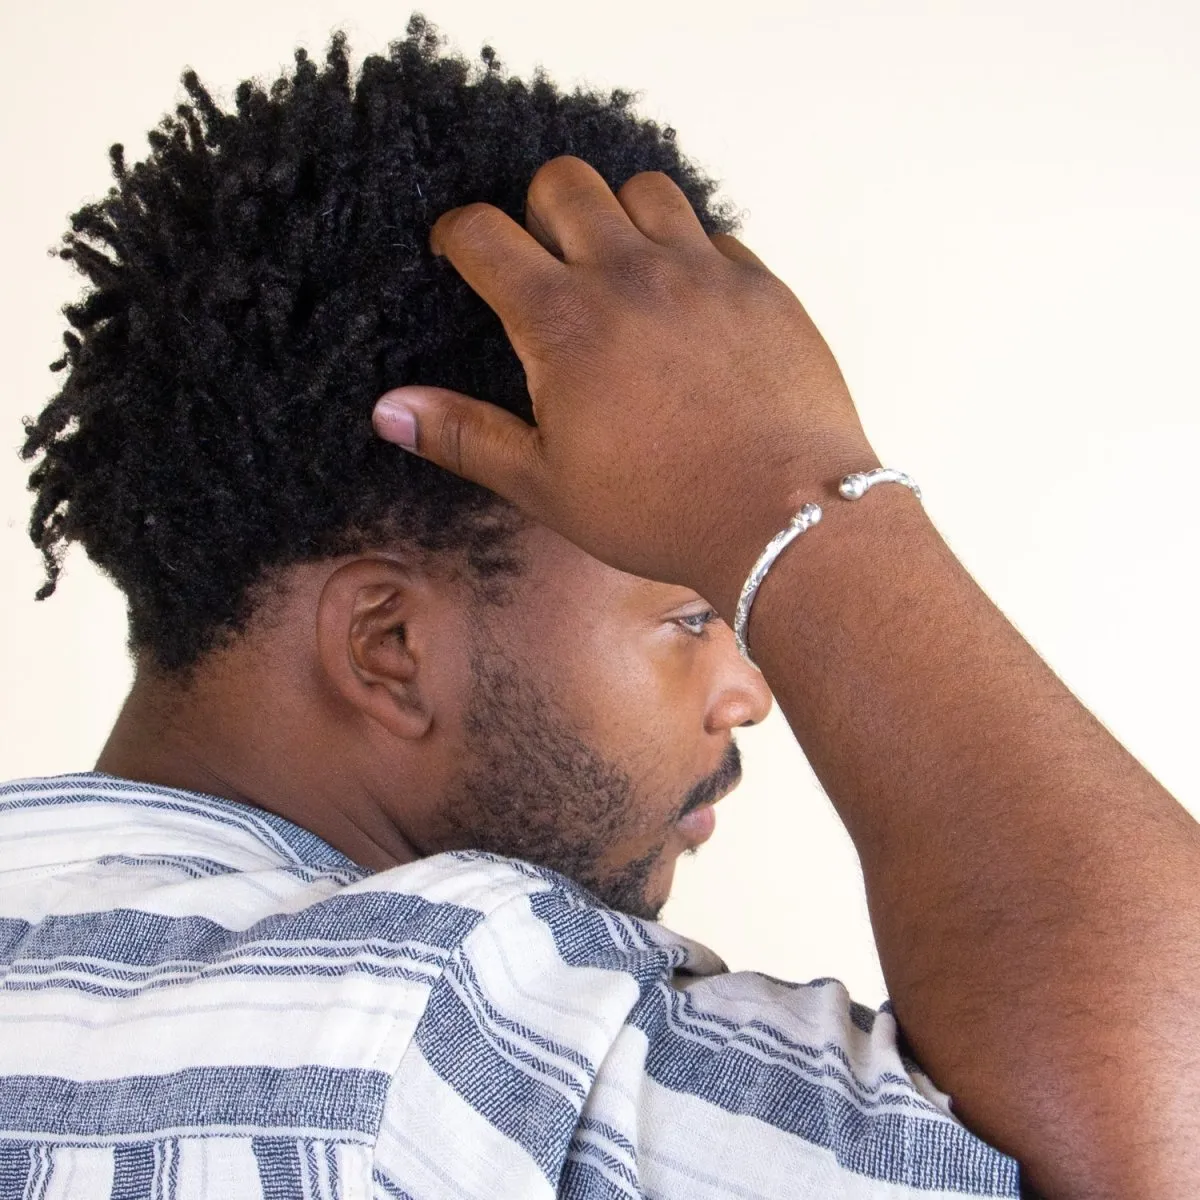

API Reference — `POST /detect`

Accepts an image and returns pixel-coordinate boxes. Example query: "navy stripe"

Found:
[0,891,481,975]
[850,1001,878,1033]
[576,1116,637,1160]
[324,1140,339,1198]
[0,1144,30,1200]
[30,1144,53,1200]
[527,891,680,986]
[0,1067,388,1139]
[93,854,238,881]
[6,942,448,981]
[91,854,363,890]
[452,953,593,1093]
[652,986,923,1113]
[531,888,933,1114]
[559,1157,639,1200]
[416,967,582,1183]
[253,1138,304,1200]
[633,983,1018,1195]
[565,1117,641,1193]
[111,1142,156,1200]
[161,1137,180,1200]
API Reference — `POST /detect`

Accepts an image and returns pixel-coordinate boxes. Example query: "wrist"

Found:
[744,479,937,666]
[700,433,890,621]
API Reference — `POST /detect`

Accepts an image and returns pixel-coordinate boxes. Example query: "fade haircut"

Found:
[21,14,733,674]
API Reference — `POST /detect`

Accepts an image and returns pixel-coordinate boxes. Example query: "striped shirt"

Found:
[0,773,1021,1198]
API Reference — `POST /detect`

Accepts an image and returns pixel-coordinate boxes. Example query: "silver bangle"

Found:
[732,468,923,668]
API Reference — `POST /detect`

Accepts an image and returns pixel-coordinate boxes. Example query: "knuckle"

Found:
[513,436,550,512]
[503,429,539,503]
[529,155,589,197]
[526,157,576,212]
[434,406,472,476]
[447,202,503,244]
[617,170,674,204]
[527,157,610,225]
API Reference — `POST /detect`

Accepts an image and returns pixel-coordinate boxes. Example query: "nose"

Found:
[705,627,774,733]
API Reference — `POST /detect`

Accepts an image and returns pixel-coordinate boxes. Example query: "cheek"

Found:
[529,617,661,742]
[584,667,699,810]
[557,625,699,747]
[601,650,707,788]
[508,601,707,806]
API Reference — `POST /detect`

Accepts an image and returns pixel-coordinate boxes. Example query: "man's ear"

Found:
[315,558,435,741]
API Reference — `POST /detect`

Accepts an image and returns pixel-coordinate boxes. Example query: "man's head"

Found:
[21,15,771,919]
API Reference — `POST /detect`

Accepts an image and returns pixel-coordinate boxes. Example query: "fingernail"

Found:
[374,398,418,450]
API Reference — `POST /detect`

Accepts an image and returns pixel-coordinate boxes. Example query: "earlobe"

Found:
[315,560,434,741]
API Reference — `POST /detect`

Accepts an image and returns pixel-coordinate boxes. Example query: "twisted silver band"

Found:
[732,468,924,668]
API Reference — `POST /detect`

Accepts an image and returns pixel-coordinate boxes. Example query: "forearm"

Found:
[744,475,1200,1198]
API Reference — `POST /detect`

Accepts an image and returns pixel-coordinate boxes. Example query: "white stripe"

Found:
[40,1145,113,1200]
[0,779,310,866]
[0,985,429,1077]
[298,1138,316,1200]
[175,1137,263,1200]
[374,1051,552,1200]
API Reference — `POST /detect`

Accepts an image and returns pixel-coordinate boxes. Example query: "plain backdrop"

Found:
[2,0,1197,1007]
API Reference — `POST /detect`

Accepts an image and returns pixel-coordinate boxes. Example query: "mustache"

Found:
[678,741,743,818]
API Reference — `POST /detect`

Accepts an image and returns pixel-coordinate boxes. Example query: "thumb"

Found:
[372,386,539,505]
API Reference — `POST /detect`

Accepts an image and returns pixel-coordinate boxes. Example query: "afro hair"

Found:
[21,13,735,673]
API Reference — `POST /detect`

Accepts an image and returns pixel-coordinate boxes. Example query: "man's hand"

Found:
[373,155,876,616]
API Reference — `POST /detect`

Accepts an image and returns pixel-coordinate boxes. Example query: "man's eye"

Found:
[676,609,719,637]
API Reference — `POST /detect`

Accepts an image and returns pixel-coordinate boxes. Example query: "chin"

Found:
[575,841,680,921]
[636,856,677,922]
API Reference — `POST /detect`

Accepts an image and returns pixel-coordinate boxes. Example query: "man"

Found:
[4,14,1197,1199]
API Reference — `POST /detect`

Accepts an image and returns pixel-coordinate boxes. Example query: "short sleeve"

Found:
[564,967,1022,1198]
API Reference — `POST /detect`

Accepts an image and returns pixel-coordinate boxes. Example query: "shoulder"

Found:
[576,967,1021,1196]
[370,864,1022,1197]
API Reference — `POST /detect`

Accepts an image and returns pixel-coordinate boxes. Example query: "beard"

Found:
[441,637,741,920]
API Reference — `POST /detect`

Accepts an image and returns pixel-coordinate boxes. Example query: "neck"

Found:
[96,658,421,873]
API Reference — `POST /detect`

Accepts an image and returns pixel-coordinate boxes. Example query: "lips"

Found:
[676,803,716,847]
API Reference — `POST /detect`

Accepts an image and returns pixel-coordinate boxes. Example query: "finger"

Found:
[524,155,641,263]
[710,232,769,270]
[616,172,708,247]
[373,386,541,509]
[430,203,565,332]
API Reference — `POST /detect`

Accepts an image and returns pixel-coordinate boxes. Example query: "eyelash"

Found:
[676,609,719,638]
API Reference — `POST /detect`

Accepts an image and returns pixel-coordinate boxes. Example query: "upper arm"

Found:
[570,971,1023,1199]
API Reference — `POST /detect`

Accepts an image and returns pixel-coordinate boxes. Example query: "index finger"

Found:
[430,202,565,331]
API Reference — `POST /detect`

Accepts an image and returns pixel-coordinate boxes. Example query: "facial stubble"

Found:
[444,640,740,920]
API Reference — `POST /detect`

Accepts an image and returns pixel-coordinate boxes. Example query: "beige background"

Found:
[2,0,1197,1007]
